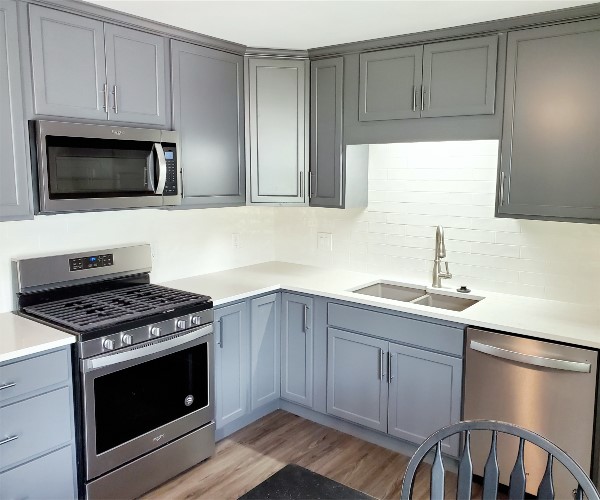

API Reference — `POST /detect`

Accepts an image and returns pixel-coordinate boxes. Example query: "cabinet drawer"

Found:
[0,348,69,403]
[327,303,464,356]
[0,446,75,499]
[0,387,72,470]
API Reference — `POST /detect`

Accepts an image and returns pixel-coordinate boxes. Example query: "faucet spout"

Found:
[433,225,452,288]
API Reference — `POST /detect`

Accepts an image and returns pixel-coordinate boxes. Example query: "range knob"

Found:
[103,339,116,350]
[191,315,202,326]
[176,319,187,329]
[121,334,133,345]
[150,327,161,337]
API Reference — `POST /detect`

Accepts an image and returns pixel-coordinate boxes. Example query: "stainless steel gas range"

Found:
[13,244,215,499]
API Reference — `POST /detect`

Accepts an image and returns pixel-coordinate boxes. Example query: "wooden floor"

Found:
[143,410,471,499]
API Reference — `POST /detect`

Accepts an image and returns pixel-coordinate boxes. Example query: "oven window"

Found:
[46,136,156,198]
[94,343,208,454]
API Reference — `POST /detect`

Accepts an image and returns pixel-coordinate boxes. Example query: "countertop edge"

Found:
[0,336,75,364]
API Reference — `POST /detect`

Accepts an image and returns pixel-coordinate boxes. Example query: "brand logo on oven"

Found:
[153,434,165,443]
[111,129,124,136]
[185,395,194,406]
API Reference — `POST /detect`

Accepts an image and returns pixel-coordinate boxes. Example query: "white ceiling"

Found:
[85,0,598,50]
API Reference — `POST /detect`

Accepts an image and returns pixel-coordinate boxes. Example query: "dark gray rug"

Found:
[238,464,375,500]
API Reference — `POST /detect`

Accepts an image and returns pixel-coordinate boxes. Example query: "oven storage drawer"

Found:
[0,387,72,470]
[0,349,69,403]
[0,445,76,499]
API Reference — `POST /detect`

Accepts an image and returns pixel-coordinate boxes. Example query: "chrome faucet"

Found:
[432,225,452,288]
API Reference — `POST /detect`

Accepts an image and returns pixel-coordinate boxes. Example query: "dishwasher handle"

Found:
[469,340,592,373]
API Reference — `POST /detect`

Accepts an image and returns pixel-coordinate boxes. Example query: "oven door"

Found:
[81,325,213,481]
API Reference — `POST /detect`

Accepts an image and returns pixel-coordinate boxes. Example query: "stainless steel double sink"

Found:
[351,282,481,312]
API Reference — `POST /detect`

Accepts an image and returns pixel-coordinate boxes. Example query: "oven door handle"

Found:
[83,325,212,373]
[154,143,167,195]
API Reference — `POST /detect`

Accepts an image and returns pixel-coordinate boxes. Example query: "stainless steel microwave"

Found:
[33,120,181,214]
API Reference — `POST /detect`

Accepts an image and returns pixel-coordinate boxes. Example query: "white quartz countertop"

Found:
[163,261,600,349]
[0,312,75,364]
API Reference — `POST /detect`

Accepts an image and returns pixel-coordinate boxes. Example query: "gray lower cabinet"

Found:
[247,58,308,205]
[498,19,600,222]
[0,347,77,499]
[310,58,369,209]
[280,293,313,407]
[214,302,249,429]
[0,0,31,222]
[250,293,281,409]
[29,5,167,125]
[358,35,498,122]
[172,41,245,207]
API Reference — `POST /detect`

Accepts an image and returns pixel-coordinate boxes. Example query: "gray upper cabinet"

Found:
[0,0,32,221]
[359,46,423,121]
[247,58,308,205]
[214,302,249,429]
[29,5,107,120]
[498,20,600,222]
[104,25,166,125]
[358,35,498,122]
[421,36,497,118]
[250,293,281,409]
[172,41,245,207]
[280,293,313,408]
[29,5,167,126]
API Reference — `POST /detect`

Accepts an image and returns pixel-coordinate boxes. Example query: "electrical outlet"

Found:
[232,233,240,249]
[317,232,333,252]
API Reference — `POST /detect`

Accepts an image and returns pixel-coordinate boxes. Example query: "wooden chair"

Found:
[400,420,600,500]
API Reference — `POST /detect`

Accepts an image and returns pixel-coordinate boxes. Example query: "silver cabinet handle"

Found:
[303,305,309,333]
[112,85,119,114]
[218,318,224,348]
[0,435,19,446]
[379,349,387,380]
[389,352,394,382]
[421,85,425,111]
[412,86,417,112]
[299,171,304,199]
[309,172,314,199]
[470,341,591,373]
[0,382,16,391]
[102,83,109,112]
[499,171,505,206]
[153,143,167,195]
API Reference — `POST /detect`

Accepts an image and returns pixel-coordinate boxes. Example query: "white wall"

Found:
[0,207,275,313]
[274,141,600,305]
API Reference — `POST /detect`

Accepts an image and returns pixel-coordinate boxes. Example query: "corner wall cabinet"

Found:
[0,348,77,499]
[0,0,32,221]
[29,5,167,125]
[497,20,600,222]
[172,41,245,207]
[359,35,498,122]
[246,57,309,205]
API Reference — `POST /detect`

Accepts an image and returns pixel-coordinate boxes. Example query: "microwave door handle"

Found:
[154,143,167,195]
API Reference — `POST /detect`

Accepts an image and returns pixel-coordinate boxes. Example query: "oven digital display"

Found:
[69,253,114,271]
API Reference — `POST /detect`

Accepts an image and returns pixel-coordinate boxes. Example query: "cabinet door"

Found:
[310,57,343,208]
[421,35,497,118]
[280,293,313,407]
[388,343,462,456]
[248,58,308,204]
[105,24,166,125]
[326,328,388,432]
[358,46,423,121]
[172,41,245,207]
[498,20,600,221]
[0,0,32,221]
[29,5,107,120]
[214,302,249,429]
[250,293,280,409]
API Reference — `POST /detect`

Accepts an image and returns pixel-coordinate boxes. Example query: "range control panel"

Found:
[163,147,178,196]
[69,253,114,271]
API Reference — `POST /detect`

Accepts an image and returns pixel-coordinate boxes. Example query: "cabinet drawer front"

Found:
[0,387,72,470]
[327,302,463,356]
[0,349,69,403]
[0,446,75,499]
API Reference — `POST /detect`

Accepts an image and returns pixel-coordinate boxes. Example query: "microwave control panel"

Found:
[163,147,178,195]
[69,253,114,271]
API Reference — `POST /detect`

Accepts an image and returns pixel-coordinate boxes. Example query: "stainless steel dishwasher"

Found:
[464,328,598,498]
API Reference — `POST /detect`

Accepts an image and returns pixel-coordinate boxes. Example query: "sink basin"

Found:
[411,293,480,312]
[352,282,426,302]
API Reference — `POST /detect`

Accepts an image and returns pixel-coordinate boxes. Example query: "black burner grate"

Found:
[23,284,210,332]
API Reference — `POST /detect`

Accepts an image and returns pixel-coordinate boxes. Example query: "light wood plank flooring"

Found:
[143,410,472,499]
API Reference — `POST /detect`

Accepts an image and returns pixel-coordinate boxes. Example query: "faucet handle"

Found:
[443,261,452,278]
